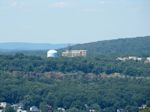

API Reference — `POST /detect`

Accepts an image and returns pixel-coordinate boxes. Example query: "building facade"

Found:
[62,50,87,57]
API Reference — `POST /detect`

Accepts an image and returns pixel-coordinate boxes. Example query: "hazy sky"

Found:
[0,0,150,43]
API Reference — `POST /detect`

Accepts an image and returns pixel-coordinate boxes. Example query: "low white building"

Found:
[0,102,7,109]
[117,109,126,112]
[89,109,96,112]
[11,103,24,111]
[30,106,40,112]
[116,57,128,61]
[128,56,142,61]
[145,57,150,63]
[0,102,7,112]
[117,56,142,61]
[139,104,147,110]
[47,50,58,58]
[57,107,65,112]
[137,57,142,61]
[17,108,27,112]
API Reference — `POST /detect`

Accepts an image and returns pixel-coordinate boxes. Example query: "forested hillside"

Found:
[0,53,150,111]
[1,71,150,112]
[1,36,150,112]
[1,54,150,77]
[61,36,150,57]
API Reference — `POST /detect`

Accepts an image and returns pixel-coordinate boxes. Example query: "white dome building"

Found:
[47,50,58,58]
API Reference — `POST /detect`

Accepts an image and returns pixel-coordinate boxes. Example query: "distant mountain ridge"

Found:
[0,42,69,50]
[63,36,150,57]
[1,36,150,57]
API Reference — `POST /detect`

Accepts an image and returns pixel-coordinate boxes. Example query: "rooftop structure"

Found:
[47,50,58,58]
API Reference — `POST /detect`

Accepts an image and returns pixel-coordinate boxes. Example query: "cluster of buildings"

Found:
[116,104,148,112]
[116,56,150,63]
[0,102,40,112]
[47,49,150,64]
[47,50,87,58]
[0,102,149,112]
[116,56,142,61]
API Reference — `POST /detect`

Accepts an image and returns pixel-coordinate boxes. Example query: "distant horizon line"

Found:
[0,42,74,44]
[0,35,149,44]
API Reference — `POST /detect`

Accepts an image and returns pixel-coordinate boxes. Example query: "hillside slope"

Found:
[64,36,150,57]
[0,43,69,50]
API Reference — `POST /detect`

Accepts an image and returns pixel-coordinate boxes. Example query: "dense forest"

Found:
[0,50,47,57]
[1,69,150,112]
[0,54,150,112]
[60,36,150,57]
[1,54,150,77]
